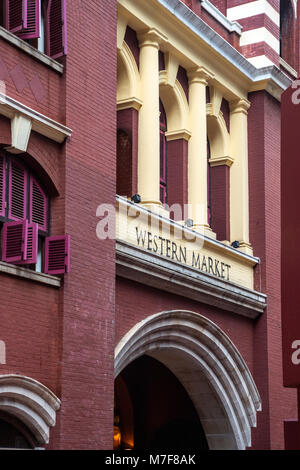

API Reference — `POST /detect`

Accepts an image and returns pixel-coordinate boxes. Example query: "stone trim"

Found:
[0,374,61,445]
[0,261,61,288]
[115,309,262,449]
[0,27,63,74]
[0,93,72,144]
[200,0,242,35]
[116,240,267,319]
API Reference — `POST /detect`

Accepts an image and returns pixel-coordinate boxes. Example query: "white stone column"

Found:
[137,29,166,209]
[187,67,215,236]
[229,98,252,255]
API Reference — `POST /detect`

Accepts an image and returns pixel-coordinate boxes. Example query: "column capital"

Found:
[187,66,214,85]
[229,98,250,115]
[138,28,168,49]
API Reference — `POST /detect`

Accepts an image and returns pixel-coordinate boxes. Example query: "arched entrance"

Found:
[115,355,208,450]
[115,310,261,450]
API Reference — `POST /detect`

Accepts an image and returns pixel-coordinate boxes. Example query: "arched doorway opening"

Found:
[0,411,35,449]
[114,355,208,450]
[115,310,261,450]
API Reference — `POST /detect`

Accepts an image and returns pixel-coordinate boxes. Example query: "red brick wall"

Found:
[51,0,117,450]
[116,278,254,378]
[248,90,298,449]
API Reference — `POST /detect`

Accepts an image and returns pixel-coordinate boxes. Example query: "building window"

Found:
[207,140,212,227]
[0,151,70,275]
[160,100,167,205]
[280,0,295,67]
[3,0,68,59]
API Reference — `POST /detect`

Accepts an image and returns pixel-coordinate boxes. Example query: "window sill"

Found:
[0,261,61,287]
[0,26,64,75]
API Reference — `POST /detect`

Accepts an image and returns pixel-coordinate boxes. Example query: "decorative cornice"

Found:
[165,128,191,141]
[209,156,234,167]
[0,26,63,74]
[187,66,215,85]
[156,0,292,101]
[117,97,143,111]
[0,93,72,144]
[230,98,251,114]
[116,240,267,319]
[200,0,242,35]
[138,28,168,49]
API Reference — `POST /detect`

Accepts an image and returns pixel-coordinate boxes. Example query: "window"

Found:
[160,100,167,205]
[207,140,211,227]
[280,0,295,67]
[3,0,68,59]
[0,151,70,275]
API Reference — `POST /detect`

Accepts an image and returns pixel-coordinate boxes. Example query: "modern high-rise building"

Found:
[0,0,299,450]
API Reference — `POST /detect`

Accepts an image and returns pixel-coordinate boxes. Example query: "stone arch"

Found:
[117,41,141,103]
[206,104,230,160]
[0,375,60,446]
[159,71,190,136]
[115,310,261,450]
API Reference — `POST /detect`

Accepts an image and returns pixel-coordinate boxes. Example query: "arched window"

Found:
[0,151,70,275]
[280,0,296,67]
[160,100,167,205]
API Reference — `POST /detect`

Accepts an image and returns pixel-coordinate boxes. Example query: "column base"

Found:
[192,224,217,240]
[141,200,171,219]
[236,242,253,256]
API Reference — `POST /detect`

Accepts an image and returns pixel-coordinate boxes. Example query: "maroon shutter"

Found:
[2,220,28,263]
[5,0,28,33]
[0,154,5,217]
[14,222,38,265]
[19,0,40,39]
[45,234,70,275]
[46,0,68,59]
[8,160,27,221]
[30,176,47,232]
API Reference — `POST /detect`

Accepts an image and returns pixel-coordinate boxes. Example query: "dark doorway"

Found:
[0,411,35,449]
[114,355,208,450]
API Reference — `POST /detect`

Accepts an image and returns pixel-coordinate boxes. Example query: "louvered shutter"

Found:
[2,220,28,263]
[5,0,28,33]
[45,234,70,275]
[0,155,5,217]
[19,0,40,39]
[14,222,38,265]
[30,176,47,232]
[46,0,68,59]
[8,160,27,221]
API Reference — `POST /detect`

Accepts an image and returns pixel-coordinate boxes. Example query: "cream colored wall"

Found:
[117,1,255,260]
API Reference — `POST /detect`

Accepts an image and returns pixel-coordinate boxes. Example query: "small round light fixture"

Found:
[185,219,194,228]
[231,240,240,249]
[131,194,141,204]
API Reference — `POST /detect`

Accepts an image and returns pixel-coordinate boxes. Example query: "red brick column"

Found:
[248,90,298,449]
[51,0,117,449]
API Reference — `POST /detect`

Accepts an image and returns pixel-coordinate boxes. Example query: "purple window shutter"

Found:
[45,234,70,275]
[19,0,40,39]
[8,160,27,221]
[0,155,5,217]
[14,222,38,265]
[30,176,47,232]
[5,0,28,33]
[46,0,68,59]
[2,220,28,263]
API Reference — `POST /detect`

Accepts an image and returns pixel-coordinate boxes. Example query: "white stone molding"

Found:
[115,310,262,450]
[0,93,72,145]
[0,375,61,445]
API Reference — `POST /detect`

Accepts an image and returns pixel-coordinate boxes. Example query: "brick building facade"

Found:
[0,0,298,450]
